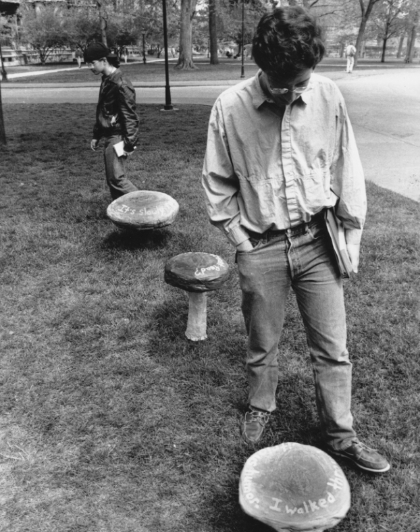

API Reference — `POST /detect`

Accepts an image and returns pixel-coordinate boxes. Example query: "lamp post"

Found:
[240,0,245,79]
[142,32,146,64]
[161,0,175,111]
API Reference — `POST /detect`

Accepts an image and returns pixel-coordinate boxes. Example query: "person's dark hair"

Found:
[84,42,120,68]
[106,54,120,68]
[252,6,325,79]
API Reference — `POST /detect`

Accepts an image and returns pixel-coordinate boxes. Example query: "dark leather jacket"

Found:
[93,69,139,152]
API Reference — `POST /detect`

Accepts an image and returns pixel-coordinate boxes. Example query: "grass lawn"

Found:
[8,58,259,84]
[0,103,419,532]
[6,56,418,84]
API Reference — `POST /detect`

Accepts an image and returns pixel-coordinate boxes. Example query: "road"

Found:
[2,68,420,201]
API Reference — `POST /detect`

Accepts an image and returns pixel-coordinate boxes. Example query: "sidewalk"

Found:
[4,58,169,80]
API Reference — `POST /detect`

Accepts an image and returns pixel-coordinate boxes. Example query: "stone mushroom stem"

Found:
[185,292,208,341]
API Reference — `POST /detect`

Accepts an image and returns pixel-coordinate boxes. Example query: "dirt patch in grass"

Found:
[0,104,419,532]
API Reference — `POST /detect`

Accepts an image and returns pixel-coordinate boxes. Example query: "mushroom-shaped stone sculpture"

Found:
[164,252,230,341]
[239,443,350,532]
[107,190,179,231]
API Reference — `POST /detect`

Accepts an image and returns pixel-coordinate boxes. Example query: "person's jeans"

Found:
[104,135,138,200]
[236,217,356,451]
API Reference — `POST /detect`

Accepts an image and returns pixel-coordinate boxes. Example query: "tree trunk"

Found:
[39,49,46,65]
[355,17,367,67]
[355,0,381,67]
[381,17,391,63]
[209,0,219,65]
[0,41,8,82]
[397,32,405,58]
[100,17,107,46]
[381,36,388,62]
[176,0,198,70]
[406,23,417,62]
[0,83,6,145]
[96,1,108,46]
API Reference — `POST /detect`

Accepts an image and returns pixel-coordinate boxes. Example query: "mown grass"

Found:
[0,104,419,532]
[7,56,418,84]
[8,58,258,84]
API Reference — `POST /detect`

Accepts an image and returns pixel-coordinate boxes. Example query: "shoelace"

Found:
[350,440,377,453]
[247,410,270,424]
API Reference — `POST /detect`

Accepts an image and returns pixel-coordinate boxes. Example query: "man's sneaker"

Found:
[242,407,270,444]
[329,439,390,473]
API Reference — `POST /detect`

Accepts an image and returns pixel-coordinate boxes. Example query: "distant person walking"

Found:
[84,43,139,200]
[122,47,128,64]
[75,49,83,69]
[345,43,356,73]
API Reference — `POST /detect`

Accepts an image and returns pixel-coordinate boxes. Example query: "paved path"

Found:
[2,68,419,202]
[337,69,420,203]
[4,58,169,79]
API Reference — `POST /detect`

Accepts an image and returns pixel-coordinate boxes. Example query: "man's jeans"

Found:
[104,135,138,200]
[236,217,356,451]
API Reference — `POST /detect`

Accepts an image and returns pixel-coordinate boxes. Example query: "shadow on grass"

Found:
[100,227,172,251]
[143,295,326,532]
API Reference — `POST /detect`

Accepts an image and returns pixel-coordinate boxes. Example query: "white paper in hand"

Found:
[113,141,125,157]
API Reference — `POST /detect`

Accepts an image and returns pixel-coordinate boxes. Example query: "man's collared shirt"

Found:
[202,72,366,246]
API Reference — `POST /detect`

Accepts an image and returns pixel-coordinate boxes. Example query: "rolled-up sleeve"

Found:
[330,97,367,245]
[202,101,250,246]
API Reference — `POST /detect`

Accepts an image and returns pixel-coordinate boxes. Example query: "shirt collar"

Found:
[300,78,314,105]
[251,70,314,109]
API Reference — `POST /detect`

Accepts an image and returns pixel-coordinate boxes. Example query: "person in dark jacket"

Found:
[84,42,139,199]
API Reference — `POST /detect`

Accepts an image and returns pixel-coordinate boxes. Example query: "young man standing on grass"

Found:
[202,7,390,474]
[84,43,139,200]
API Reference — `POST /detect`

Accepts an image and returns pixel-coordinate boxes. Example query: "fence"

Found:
[1,47,75,66]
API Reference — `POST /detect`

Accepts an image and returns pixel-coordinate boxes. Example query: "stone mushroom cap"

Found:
[164,252,230,293]
[107,190,179,230]
[239,443,351,532]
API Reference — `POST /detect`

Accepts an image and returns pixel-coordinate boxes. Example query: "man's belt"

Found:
[247,209,325,242]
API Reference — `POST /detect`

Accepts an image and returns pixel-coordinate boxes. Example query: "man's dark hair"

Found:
[252,6,325,79]
[107,54,120,68]
[84,42,120,68]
